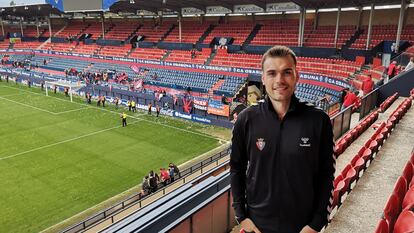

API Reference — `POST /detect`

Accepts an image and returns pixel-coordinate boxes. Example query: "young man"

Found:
[230,46,335,233]
[121,112,127,127]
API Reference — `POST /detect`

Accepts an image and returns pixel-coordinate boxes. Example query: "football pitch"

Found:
[0,82,224,233]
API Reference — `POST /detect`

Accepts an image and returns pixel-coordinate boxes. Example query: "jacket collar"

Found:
[264,94,300,115]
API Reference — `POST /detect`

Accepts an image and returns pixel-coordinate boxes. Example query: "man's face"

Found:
[262,56,298,103]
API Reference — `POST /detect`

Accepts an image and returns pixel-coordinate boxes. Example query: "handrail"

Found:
[60,146,231,233]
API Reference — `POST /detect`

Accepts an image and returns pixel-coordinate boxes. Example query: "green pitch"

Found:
[0,82,221,233]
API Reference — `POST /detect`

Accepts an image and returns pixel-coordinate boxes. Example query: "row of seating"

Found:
[331,118,389,220]
[165,49,210,64]
[351,24,414,49]
[380,93,399,113]
[334,109,379,157]
[374,96,413,233]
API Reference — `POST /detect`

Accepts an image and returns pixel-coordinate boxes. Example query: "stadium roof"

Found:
[0,0,410,18]
[110,0,410,13]
[0,4,62,17]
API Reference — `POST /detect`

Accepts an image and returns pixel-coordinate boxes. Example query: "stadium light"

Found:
[130,0,135,3]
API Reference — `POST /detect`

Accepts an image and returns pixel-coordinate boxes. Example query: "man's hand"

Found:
[300,225,318,233]
[240,218,261,233]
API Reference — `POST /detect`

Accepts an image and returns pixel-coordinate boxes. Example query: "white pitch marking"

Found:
[0,121,141,161]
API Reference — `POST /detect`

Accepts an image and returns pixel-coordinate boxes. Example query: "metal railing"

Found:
[61,146,231,233]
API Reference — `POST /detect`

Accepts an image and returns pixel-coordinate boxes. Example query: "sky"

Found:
[0,0,45,7]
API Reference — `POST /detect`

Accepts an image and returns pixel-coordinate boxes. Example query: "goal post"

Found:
[44,81,85,102]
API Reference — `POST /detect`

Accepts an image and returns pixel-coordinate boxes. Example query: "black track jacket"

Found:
[230,95,335,233]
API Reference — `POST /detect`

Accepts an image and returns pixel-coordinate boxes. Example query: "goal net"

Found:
[45,81,85,102]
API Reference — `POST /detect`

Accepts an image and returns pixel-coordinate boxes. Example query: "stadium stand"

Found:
[202,21,255,45]
[164,48,210,64]
[2,3,414,233]
[54,21,88,38]
[137,23,174,42]
[304,25,356,48]
[351,24,414,49]
[128,47,166,60]
[163,21,210,43]
[103,22,139,41]
[96,44,132,57]
[251,19,313,46]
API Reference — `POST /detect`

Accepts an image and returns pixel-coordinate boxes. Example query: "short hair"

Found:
[261,45,297,71]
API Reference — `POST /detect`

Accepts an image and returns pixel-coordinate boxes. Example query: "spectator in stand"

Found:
[142,176,151,195]
[160,168,170,186]
[404,57,414,72]
[342,89,358,111]
[387,61,397,80]
[148,170,158,193]
[169,166,175,183]
[362,75,374,96]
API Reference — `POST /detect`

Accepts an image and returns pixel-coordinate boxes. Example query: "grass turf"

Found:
[0,82,221,233]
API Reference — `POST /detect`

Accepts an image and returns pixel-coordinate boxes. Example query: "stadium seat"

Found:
[374,218,389,233]
[330,180,346,219]
[402,162,414,184]
[402,186,414,210]
[393,176,408,207]
[353,157,366,179]
[383,194,402,232]
[393,210,414,233]
[361,148,373,167]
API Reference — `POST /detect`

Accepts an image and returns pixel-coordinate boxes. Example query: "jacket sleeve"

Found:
[309,113,335,231]
[230,113,249,221]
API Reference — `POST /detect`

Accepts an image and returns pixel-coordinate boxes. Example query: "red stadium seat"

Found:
[394,176,408,204]
[374,218,389,233]
[353,157,366,179]
[383,194,402,232]
[402,162,414,184]
[393,210,414,233]
[330,180,346,219]
[402,186,414,210]
[361,148,373,167]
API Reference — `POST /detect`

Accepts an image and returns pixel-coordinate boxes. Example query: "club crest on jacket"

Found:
[256,138,265,151]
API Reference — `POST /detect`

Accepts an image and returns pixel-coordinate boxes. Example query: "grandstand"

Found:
[0,0,413,233]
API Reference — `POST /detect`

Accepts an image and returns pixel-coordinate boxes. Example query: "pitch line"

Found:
[0,121,141,161]
[0,95,57,115]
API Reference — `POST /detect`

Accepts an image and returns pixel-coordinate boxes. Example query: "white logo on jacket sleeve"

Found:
[300,137,311,147]
[256,138,266,151]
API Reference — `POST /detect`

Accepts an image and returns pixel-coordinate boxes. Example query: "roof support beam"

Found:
[395,0,408,53]
[366,3,374,50]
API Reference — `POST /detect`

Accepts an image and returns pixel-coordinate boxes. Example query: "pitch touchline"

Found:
[1,85,227,142]
[0,96,57,115]
[0,121,141,161]
[0,93,25,98]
